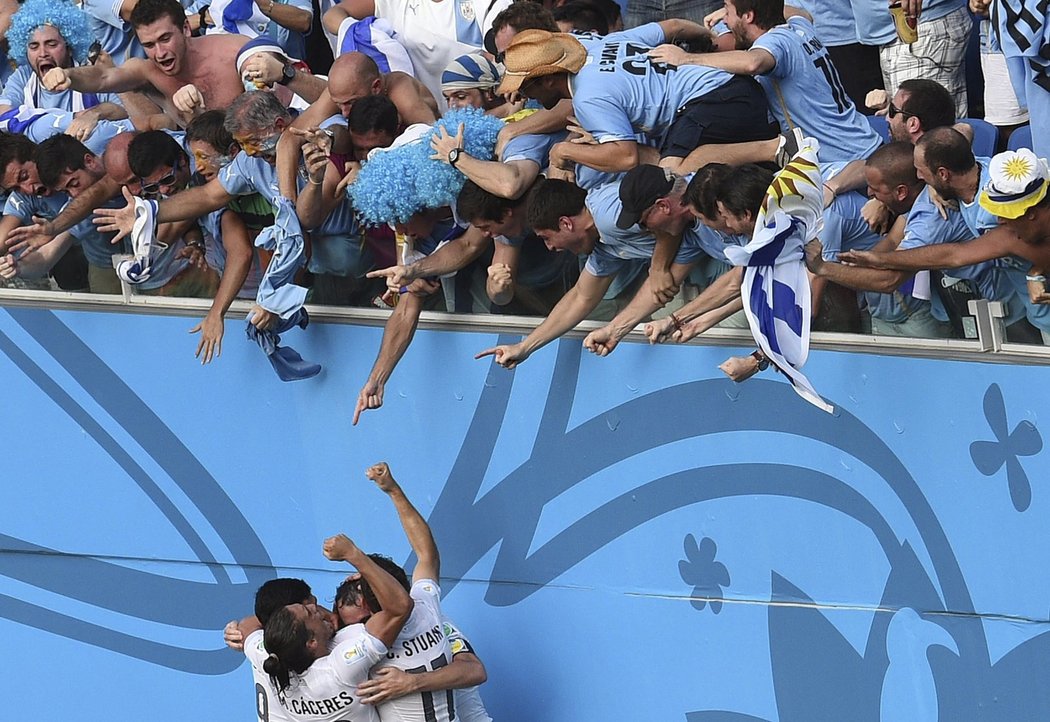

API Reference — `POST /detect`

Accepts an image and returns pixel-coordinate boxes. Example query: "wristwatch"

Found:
[278,63,296,85]
[448,147,462,167]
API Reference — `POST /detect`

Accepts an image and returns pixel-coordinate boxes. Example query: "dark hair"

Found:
[491,1,558,35]
[255,578,312,626]
[898,79,956,132]
[684,163,732,219]
[130,0,186,29]
[186,110,236,152]
[717,164,774,219]
[352,554,410,614]
[916,126,975,175]
[457,179,518,223]
[35,135,92,188]
[0,132,37,174]
[553,2,609,35]
[866,141,920,188]
[586,0,622,28]
[262,606,313,693]
[526,178,587,231]
[727,0,785,29]
[128,130,185,178]
[348,95,399,136]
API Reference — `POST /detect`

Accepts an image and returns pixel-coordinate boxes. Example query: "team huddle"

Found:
[224,463,490,722]
[0,0,1047,417]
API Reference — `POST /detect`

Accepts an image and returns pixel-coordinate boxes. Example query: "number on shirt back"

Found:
[622,42,673,76]
[812,55,850,114]
[255,683,269,722]
[406,652,456,721]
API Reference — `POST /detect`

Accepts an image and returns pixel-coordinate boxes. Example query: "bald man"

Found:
[275,51,439,199]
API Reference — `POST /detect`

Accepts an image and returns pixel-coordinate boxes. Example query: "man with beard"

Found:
[41,0,247,127]
[0,0,127,135]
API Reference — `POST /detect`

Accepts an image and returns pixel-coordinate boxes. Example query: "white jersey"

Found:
[374,579,454,722]
[371,0,510,110]
[443,619,491,722]
[245,630,295,722]
[247,624,388,722]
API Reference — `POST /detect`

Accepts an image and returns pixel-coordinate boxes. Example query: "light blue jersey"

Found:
[197,206,263,299]
[753,16,881,162]
[795,0,858,47]
[3,191,129,269]
[852,0,966,46]
[219,152,365,276]
[501,130,566,166]
[0,66,122,112]
[81,0,147,64]
[821,191,930,324]
[0,108,135,156]
[584,181,657,276]
[571,24,734,147]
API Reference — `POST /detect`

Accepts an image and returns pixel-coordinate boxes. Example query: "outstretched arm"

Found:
[366,462,439,584]
[476,269,615,369]
[324,533,413,648]
[840,227,1021,271]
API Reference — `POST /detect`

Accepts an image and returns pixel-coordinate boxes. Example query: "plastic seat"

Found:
[867,114,891,143]
[1007,125,1033,151]
[958,118,998,158]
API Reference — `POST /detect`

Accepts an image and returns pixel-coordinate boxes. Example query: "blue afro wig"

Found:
[7,0,93,67]
[350,108,504,226]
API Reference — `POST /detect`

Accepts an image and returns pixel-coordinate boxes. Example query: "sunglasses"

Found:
[887,102,916,120]
[138,157,180,196]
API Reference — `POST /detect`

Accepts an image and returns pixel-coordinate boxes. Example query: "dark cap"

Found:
[616,164,676,229]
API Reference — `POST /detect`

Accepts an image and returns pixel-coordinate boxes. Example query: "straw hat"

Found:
[496,30,587,95]
[979,148,1049,219]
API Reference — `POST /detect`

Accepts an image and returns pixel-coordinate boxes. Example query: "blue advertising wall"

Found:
[2,304,1049,721]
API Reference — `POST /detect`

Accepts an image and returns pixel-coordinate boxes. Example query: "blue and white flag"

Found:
[209,0,269,37]
[723,139,833,413]
[336,16,414,75]
[116,197,163,284]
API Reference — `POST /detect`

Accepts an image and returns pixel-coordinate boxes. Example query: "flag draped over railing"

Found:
[723,140,833,413]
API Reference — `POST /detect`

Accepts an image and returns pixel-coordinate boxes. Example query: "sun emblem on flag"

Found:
[1002,155,1033,182]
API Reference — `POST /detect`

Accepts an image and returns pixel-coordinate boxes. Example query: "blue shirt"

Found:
[3,191,128,268]
[753,16,882,162]
[795,0,858,47]
[219,152,362,275]
[0,66,122,112]
[852,0,966,46]
[571,23,734,146]
[821,191,929,323]
[1,109,134,156]
[501,130,566,166]
[81,0,147,64]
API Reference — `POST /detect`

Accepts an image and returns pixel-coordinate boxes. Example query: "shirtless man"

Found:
[41,0,246,126]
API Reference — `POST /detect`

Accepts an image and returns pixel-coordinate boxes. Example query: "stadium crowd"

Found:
[0,0,1044,717]
[0,0,1047,414]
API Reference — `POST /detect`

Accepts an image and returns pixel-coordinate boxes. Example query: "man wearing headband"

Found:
[42,0,247,127]
[843,145,1050,313]
[439,51,503,113]
[1,0,128,134]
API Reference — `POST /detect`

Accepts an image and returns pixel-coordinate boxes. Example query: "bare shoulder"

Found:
[194,33,250,60]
